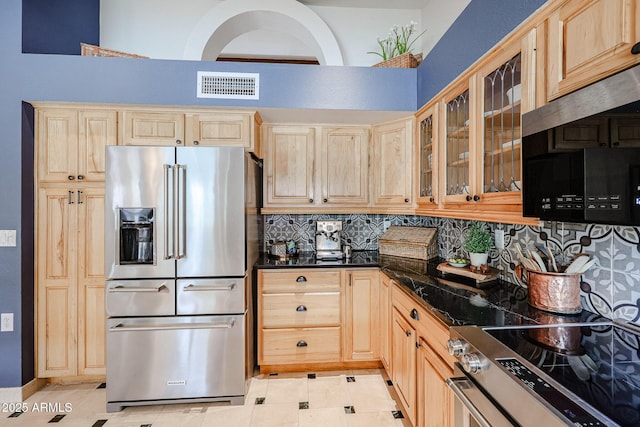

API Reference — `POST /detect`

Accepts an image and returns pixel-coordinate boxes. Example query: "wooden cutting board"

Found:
[437,262,499,284]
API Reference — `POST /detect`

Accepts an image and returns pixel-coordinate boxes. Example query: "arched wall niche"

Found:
[183,0,344,65]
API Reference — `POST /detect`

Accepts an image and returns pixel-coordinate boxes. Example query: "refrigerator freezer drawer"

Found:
[106,279,175,317]
[106,315,245,404]
[176,278,245,315]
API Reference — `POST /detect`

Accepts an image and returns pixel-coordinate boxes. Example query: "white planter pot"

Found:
[469,252,488,267]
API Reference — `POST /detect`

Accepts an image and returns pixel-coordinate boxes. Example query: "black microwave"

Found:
[522,64,640,225]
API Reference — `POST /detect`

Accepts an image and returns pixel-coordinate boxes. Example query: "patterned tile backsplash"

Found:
[264,214,640,326]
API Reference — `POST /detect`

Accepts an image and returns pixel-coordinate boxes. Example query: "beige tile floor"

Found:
[1,369,411,427]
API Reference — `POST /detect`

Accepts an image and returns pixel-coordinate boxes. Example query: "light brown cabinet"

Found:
[546,0,640,101]
[390,281,456,427]
[416,337,453,427]
[258,269,343,368]
[36,186,106,378]
[263,124,370,211]
[120,109,261,154]
[379,273,392,372]
[371,118,414,209]
[257,268,383,372]
[343,269,379,361]
[263,125,316,207]
[34,105,115,380]
[37,108,117,183]
[416,29,538,224]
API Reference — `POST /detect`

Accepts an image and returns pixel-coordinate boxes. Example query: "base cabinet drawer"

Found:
[261,327,341,364]
[261,292,341,328]
[260,270,341,293]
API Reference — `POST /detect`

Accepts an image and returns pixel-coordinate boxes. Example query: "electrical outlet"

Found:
[0,230,16,247]
[1,313,14,332]
[495,229,505,250]
[383,220,391,232]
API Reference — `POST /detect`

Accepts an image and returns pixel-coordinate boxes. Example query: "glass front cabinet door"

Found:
[473,29,536,217]
[416,104,439,209]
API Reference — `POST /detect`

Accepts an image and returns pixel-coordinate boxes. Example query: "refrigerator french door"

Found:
[104,146,252,412]
[105,146,245,279]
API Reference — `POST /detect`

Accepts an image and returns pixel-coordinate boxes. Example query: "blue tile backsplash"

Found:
[264,214,640,327]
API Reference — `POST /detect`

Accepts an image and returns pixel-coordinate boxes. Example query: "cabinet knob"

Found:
[296,276,307,283]
[631,41,640,55]
[77,175,84,180]
[405,330,412,337]
[410,308,419,320]
[68,175,75,181]
[429,197,435,203]
[296,305,307,312]
[404,198,410,203]
[473,195,480,202]
[323,198,328,203]
[600,143,607,147]
[466,195,472,202]
[612,141,620,147]
[308,198,314,203]
[176,139,182,145]
[193,140,199,145]
[296,340,308,348]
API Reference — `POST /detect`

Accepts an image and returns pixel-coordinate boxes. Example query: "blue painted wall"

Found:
[22,0,100,54]
[417,0,547,107]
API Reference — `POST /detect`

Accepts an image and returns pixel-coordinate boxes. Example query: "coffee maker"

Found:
[315,220,343,260]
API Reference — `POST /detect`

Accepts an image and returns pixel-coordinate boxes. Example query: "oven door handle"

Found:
[182,283,236,292]
[109,319,235,332]
[446,377,493,427]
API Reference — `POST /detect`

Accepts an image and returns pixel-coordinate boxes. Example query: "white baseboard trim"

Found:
[0,378,46,402]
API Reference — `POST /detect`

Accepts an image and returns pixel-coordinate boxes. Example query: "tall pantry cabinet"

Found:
[35,107,115,378]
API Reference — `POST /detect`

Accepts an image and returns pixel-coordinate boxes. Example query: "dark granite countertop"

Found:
[254,251,606,328]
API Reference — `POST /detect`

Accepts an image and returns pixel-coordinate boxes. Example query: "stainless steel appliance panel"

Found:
[106,146,176,279]
[176,277,245,315]
[176,147,245,278]
[106,279,175,317]
[106,315,245,403]
[447,376,515,427]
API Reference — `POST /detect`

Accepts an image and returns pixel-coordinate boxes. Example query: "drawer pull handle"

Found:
[296,276,307,283]
[296,340,308,348]
[405,330,411,337]
[410,309,419,320]
[296,305,307,312]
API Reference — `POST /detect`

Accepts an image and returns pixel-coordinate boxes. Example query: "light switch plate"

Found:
[1,313,14,332]
[0,230,16,247]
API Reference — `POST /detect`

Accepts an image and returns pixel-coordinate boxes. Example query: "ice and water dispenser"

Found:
[119,208,154,264]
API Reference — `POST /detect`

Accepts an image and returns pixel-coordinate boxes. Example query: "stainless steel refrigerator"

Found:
[104,146,261,412]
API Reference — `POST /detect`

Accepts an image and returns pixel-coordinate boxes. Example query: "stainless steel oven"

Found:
[447,322,638,426]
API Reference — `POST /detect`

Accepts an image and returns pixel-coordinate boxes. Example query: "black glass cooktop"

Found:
[487,323,640,426]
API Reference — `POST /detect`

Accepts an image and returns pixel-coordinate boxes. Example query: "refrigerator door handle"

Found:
[109,319,236,332]
[175,163,186,259]
[163,164,174,260]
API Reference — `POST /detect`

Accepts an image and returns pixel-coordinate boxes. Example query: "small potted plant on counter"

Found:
[464,221,494,267]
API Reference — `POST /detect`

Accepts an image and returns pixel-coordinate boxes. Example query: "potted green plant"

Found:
[368,21,426,68]
[463,221,494,267]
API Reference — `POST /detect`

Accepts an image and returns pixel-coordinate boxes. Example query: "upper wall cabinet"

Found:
[120,109,261,156]
[371,118,414,210]
[546,0,640,100]
[416,104,439,210]
[37,108,117,183]
[264,125,317,208]
[263,124,371,213]
[417,29,538,224]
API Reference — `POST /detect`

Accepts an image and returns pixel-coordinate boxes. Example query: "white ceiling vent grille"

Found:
[197,71,260,100]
